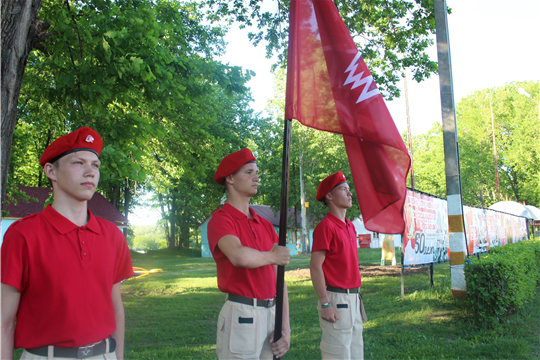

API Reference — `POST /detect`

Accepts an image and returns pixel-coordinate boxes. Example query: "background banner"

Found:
[402,189,528,266]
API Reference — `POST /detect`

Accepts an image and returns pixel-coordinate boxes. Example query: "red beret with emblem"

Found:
[39,127,103,167]
[214,148,256,185]
[316,171,348,201]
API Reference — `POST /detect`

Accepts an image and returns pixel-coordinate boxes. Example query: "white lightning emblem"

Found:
[343,52,380,103]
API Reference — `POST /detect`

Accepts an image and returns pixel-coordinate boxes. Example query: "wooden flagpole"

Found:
[273,118,293,359]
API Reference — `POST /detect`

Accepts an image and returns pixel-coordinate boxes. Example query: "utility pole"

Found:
[299,136,309,254]
[434,0,467,298]
[403,67,415,189]
[490,102,501,201]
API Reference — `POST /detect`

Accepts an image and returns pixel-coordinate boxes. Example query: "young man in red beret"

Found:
[1,127,134,360]
[208,148,291,359]
[310,171,367,360]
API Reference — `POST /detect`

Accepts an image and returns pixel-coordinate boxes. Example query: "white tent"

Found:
[525,205,540,221]
[488,201,535,218]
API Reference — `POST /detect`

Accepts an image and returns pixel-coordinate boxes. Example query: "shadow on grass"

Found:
[124,254,540,360]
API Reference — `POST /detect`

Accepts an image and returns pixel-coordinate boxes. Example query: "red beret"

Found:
[316,171,347,201]
[214,148,256,185]
[40,127,103,167]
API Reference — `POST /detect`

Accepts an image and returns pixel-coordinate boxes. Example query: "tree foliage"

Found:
[205,0,442,99]
[409,81,540,208]
[8,0,256,249]
[126,225,167,250]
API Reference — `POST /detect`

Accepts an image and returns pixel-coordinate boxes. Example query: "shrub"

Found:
[464,239,540,326]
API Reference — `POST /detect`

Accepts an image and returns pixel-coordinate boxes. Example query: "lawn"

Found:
[122,248,540,360]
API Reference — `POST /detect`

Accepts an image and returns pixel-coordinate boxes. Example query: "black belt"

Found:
[228,294,276,308]
[26,337,116,359]
[327,286,360,294]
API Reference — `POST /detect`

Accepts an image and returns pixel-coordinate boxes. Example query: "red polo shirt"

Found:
[207,203,277,299]
[1,205,134,349]
[312,213,362,289]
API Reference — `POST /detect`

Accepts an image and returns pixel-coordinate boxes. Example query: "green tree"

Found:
[409,81,540,209]
[128,225,167,250]
[146,89,259,249]
[205,0,443,99]
[3,0,251,208]
[8,0,253,226]
[408,123,446,198]
[456,81,540,207]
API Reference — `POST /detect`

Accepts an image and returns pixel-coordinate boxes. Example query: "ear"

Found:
[44,163,58,183]
[324,192,333,202]
[224,174,234,186]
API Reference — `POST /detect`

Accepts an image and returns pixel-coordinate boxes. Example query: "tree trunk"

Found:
[1,0,46,205]
[110,185,118,208]
[123,179,130,237]
[37,129,52,187]
[158,193,170,245]
[169,193,176,249]
[179,217,190,249]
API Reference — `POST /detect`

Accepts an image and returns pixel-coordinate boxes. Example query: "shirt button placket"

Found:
[80,228,88,261]
[249,220,257,239]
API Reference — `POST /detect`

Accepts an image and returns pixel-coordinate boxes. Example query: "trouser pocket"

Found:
[333,303,352,330]
[230,306,258,355]
[359,293,368,322]
[216,314,226,356]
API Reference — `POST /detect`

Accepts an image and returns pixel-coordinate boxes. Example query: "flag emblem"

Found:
[344,52,380,104]
[285,0,410,234]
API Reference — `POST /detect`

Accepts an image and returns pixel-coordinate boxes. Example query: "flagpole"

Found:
[274,118,292,359]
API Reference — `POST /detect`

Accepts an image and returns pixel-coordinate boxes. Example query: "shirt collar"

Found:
[42,205,102,235]
[326,212,351,229]
[223,203,261,223]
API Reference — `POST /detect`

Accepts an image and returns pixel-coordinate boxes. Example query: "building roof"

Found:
[525,205,540,221]
[3,186,129,227]
[488,201,535,219]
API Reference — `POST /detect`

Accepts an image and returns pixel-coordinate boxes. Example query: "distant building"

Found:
[1,186,129,245]
[351,215,402,249]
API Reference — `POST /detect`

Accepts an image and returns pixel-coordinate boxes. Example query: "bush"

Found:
[464,239,540,326]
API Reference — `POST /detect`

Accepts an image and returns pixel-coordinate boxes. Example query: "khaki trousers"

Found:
[216,300,276,360]
[318,292,367,360]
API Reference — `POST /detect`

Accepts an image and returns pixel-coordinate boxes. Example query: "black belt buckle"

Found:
[77,344,95,359]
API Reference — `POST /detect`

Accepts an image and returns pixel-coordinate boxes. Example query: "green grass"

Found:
[287,247,401,270]
[121,248,540,359]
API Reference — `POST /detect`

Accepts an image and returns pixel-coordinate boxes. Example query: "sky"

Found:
[221,0,540,135]
[130,0,540,225]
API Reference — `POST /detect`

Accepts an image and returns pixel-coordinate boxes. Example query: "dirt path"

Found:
[286,265,429,279]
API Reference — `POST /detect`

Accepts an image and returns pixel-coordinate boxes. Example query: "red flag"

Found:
[285,0,411,234]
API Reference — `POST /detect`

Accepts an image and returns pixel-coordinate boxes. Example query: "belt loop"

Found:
[253,298,257,309]
[105,337,110,353]
[47,345,54,360]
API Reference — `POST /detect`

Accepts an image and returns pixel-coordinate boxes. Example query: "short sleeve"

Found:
[207,212,238,253]
[266,221,279,244]
[1,225,29,292]
[312,220,333,253]
[112,227,134,284]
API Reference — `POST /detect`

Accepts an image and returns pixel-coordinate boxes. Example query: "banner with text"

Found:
[403,189,528,266]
